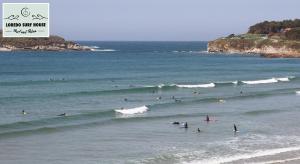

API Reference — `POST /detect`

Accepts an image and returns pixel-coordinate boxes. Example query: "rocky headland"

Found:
[208,19,300,58]
[0,30,91,51]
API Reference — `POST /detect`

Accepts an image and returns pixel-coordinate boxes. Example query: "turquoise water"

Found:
[0,42,300,163]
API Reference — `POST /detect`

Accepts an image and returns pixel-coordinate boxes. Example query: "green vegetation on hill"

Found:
[208,19,300,57]
[248,19,300,40]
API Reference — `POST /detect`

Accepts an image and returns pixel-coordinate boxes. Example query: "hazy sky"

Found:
[1,0,300,41]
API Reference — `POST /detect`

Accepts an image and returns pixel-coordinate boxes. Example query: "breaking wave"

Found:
[176,83,215,88]
[115,105,149,115]
[185,146,300,164]
[241,77,293,85]
[91,49,117,52]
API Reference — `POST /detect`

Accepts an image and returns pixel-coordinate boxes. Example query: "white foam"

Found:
[176,83,215,88]
[232,81,238,85]
[275,77,290,82]
[242,78,278,85]
[89,46,100,49]
[296,91,300,95]
[158,84,165,88]
[91,49,116,52]
[186,146,300,164]
[252,157,300,164]
[115,105,148,115]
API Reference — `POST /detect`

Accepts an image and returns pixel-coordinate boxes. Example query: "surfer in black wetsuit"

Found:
[205,115,210,122]
[58,113,66,117]
[234,124,238,132]
[172,121,180,125]
[175,99,181,103]
[22,110,27,115]
[197,128,201,133]
[184,122,188,128]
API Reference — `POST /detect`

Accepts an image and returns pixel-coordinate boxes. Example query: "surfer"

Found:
[197,128,201,133]
[175,99,181,102]
[157,96,162,100]
[22,110,27,115]
[205,115,210,122]
[172,121,180,125]
[240,91,243,95]
[124,98,128,101]
[184,122,188,128]
[234,124,238,132]
[58,113,67,117]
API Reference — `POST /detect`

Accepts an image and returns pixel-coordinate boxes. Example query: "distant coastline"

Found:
[0,30,92,51]
[208,19,300,58]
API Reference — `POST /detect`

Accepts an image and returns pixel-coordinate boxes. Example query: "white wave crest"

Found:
[89,46,100,49]
[242,78,278,85]
[296,91,300,95]
[91,49,116,52]
[275,77,290,82]
[185,146,300,164]
[115,105,148,115]
[232,81,238,85]
[158,84,165,88]
[176,83,215,88]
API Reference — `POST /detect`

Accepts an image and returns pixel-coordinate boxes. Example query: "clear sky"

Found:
[1,0,300,41]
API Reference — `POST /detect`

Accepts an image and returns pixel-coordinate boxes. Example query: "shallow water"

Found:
[0,41,300,164]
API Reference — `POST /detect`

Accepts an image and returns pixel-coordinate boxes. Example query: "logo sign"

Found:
[2,3,49,37]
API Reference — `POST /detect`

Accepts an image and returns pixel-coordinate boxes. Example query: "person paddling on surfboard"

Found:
[58,113,67,117]
[172,121,180,125]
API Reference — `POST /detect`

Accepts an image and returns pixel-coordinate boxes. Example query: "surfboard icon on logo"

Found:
[2,3,49,37]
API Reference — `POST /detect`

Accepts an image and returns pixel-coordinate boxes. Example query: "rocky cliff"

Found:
[0,30,91,51]
[208,19,300,58]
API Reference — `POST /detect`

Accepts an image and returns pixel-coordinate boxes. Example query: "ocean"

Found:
[0,41,300,164]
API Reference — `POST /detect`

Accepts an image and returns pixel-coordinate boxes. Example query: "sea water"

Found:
[0,42,300,164]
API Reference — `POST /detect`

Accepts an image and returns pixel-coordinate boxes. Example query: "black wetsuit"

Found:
[234,124,238,132]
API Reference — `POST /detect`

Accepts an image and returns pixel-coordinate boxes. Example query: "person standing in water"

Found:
[234,124,238,132]
[205,115,210,122]
[184,122,188,128]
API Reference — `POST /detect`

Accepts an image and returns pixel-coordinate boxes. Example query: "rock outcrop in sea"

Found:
[208,19,300,58]
[0,30,91,51]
